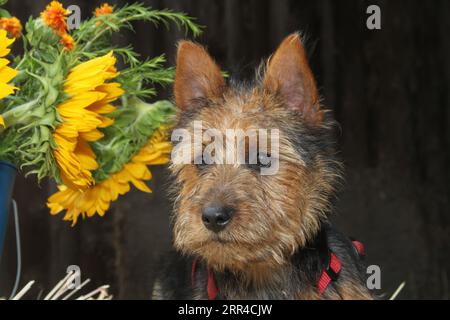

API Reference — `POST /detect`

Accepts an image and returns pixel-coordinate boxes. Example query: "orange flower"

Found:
[41,1,70,34]
[95,3,114,17]
[60,33,75,51]
[94,3,114,26]
[0,17,22,38]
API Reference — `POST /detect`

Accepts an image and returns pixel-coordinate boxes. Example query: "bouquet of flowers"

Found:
[0,1,201,225]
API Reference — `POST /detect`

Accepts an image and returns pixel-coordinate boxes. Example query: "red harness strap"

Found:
[192,240,365,298]
[352,240,365,257]
[317,240,365,295]
[191,256,199,287]
[317,252,342,294]
[191,257,219,300]
[207,268,219,300]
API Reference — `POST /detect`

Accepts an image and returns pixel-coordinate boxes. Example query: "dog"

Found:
[152,33,372,299]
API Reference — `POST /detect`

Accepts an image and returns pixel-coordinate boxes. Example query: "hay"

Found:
[3,269,112,300]
[389,281,406,300]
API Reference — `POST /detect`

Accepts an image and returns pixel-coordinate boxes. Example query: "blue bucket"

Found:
[0,161,16,261]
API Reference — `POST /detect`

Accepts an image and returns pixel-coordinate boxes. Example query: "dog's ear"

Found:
[174,41,225,110]
[264,33,323,124]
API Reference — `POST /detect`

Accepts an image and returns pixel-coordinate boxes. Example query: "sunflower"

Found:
[0,29,18,129]
[53,52,123,190]
[0,29,18,105]
[41,1,70,34]
[47,127,172,225]
[0,17,23,38]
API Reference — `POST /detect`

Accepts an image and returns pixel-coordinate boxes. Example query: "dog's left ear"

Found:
[264,33,323,125]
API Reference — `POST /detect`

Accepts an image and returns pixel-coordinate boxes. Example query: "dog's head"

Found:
[169,33,340,272]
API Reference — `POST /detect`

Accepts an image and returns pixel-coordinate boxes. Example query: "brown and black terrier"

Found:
[153,33,372,300]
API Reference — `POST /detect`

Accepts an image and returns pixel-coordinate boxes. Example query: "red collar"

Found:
[317,250,342,294]
[317,240,365,294]
[191,256,219,300]
[191,240,365,299]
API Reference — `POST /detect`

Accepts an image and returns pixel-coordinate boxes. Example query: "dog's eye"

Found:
[194,155,207,169]
[248,153,271,170]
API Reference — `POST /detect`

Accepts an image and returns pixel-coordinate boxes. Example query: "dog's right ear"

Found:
[263,33,322,125]
[174,41,225,110]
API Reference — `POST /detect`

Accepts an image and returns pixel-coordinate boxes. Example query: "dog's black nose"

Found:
[202,205,234,233]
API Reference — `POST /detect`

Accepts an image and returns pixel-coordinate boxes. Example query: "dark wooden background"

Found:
[0,0,449,299]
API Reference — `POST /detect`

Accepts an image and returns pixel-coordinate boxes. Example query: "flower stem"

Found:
[1,98,41,128]
[81,15,137,52]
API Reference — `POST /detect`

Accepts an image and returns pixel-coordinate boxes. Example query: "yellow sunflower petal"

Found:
[52,52,123,191]
[88,102,116,114]
[0,83,17,100]
[0,32,17,100]
[80,129,104,141]
[67,52,115,75]
[96,118,111,129]
[0,29,14,57]
[75,140,98,171]
[0,65,18,83]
